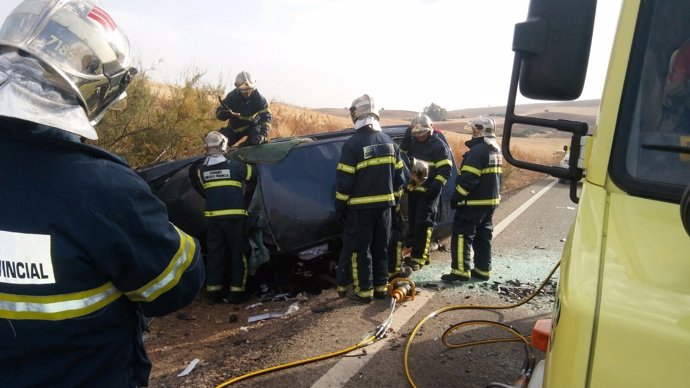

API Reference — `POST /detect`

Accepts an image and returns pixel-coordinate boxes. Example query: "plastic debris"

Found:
[245,303,263,310]
[247,302,300,323]
[177,358,200,377]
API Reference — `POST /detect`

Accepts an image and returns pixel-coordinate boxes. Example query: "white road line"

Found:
[312,178,557,388]
[494,179,558,237]
[311,292,433,388]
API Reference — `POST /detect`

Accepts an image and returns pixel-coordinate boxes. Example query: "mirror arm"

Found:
[503,51,587,203]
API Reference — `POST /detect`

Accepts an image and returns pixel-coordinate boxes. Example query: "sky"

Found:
[0,0,622,111]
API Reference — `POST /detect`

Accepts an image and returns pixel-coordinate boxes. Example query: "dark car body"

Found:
[137,125,458,259]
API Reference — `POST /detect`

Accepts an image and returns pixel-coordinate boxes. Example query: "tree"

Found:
[423,103,447,122]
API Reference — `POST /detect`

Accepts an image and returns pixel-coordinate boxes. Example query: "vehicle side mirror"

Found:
[682,183,690,237]
[513,0,596,100]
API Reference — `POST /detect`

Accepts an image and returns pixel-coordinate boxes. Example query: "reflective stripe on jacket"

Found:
[199,159,254,218]
[0,121,204,387]
[451,136,502,208]
[401,132,453,193]
[216,89,272,138]
[335,126,405,209]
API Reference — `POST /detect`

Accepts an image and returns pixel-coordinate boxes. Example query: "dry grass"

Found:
[268,102,352,138]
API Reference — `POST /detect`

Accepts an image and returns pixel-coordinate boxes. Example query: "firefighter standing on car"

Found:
[199,131,256,304]
[0,1,204,386]
[442,116,502,282]
[216,71,272,147]
[335,94,406,302]
[400,113,453,270]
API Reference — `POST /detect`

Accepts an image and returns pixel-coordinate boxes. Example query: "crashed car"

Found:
[136,125,458,265]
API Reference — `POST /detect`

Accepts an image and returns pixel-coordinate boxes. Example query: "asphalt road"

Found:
[208,177,579,388]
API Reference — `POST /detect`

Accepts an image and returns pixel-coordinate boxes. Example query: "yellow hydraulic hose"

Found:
[403,260,561,388]
[215,335,376,388]
[215,279,416,387]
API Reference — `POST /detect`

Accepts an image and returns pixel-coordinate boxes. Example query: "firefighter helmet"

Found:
[408,157,429,190]
[410,113,433,135]
[349,94,379,123]
[235,71,256,91]
[0,0,136,127]
[467,116,496,137]
[204,131,228,155]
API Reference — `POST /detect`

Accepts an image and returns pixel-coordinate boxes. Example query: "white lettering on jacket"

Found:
[0,230,55,284]
[203,169,231,180]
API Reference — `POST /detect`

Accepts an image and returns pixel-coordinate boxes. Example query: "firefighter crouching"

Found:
[216,71,272,147]
[335,94,406,302]
[400,113,453,270]
[442,116,503,282]
[199,131,256,304]
[0,1,204,386]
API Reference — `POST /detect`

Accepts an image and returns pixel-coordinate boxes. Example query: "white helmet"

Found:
[467,116,496,137]
[407,157,429,190]
[349,94,379,123]
[204,131,228,155]
[0,0,136,128]
[234,71,256,91]
[410,113,433,135]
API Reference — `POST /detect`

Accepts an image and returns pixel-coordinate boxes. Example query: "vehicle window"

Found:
[612,0,690,202]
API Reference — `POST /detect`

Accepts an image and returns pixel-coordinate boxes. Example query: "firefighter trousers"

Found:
[337,207,391,298]
[406,191,439,266]
[205,218,248,294]
[388,208,405,275]
[450,206,495,275]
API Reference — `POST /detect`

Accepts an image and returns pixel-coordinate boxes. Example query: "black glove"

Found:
[247,133,266,146]
[450,200,459,209]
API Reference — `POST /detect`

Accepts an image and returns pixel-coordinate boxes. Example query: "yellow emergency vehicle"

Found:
[502,0,690,387]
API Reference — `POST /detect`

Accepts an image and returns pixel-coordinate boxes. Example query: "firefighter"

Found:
[216,71,272,147]
[442,116,503,282]
[0,1,204,386]
[335,94,406,302]
[199,131,256,304]
[400,113,453,270]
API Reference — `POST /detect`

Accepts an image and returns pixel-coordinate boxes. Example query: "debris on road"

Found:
[177,358,200,377]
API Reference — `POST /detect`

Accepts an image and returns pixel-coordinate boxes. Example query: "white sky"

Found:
[0,0,622,111]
